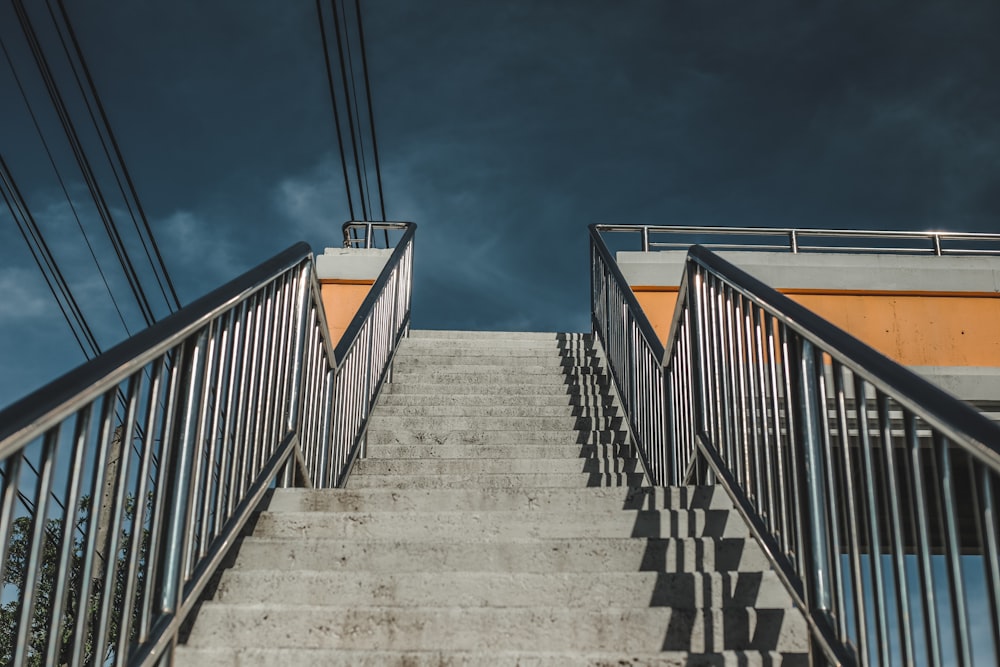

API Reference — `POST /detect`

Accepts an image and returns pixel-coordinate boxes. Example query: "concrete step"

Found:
[408,330,586,341]
[377,393,616,407]
[397,338,591,351]
[372,404,619,418]
[392,362,605,375]
[350,457,638,476]
[393,347,600,359]
[366,429,628,446]
[366,415,620,431]
[366,443,634,460]
[382,382,614,396]
[212,570,793,609]
[344,471,647,489]
[249,509,749,540]
[182,605,809,653]
[172,647,809,667]
[229,536,772,573]
[262,486,736,514]
[390,371,610,386]
[393,356,603,369]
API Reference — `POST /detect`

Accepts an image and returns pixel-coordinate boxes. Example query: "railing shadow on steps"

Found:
[590,223,1000,666]
[0,221,414,665]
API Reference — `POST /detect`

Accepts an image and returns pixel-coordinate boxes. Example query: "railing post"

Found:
[686,261,711,483]
[795,337,833,617]
[286,262,312,432]
[641,226,650,252]
[158,329,208,618]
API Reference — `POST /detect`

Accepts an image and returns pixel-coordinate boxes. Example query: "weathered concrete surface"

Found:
[172,647,808,667]
[177,330,807,664]
[315,247,392,280]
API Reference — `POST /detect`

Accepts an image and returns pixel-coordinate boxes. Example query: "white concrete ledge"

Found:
[617,250,1000,292]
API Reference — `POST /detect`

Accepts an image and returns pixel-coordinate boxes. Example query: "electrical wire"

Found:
[12,0,157,328]
[315,0,356,221]
[330,0,368,222]
[0,34,132,337]
[338,0,373,221]
[51,0,181,314]
[353,0,386,223]
[0,153,99,358]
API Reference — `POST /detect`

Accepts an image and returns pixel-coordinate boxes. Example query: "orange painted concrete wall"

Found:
[632,286,1000,367]
[320,279,374,347]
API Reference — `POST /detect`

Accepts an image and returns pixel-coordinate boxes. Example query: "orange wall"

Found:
[632,286,1000,367]
[320,279,374,347]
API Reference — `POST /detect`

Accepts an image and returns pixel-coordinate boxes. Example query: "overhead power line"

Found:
[354,0,386,222]
[315,0,388,239]
[0,34,132,337]
[51,0,181,313]
[0,153,100,359]
[11,0,157,328]
[315,0,356,221]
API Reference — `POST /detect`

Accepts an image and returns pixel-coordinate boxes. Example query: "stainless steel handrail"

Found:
[0,222,415,665]
[342,220,411,248]
[595,223,1000,256]
[590,223,1000,666]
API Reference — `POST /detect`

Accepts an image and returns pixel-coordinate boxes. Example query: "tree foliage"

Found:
[1,494,150,666]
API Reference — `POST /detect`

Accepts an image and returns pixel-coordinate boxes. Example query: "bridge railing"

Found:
[0,222,414,666]
[590,224,1000,666]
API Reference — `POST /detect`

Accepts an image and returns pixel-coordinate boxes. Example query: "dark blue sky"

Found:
[2,1,999,406]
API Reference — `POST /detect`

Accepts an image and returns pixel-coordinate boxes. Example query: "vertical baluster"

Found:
[117,361,165,657]
[905,412,941,667]
[834,364,868,665]
[853,376,891,666]
[71,389,117,667]
[979,466,1000,664]
[46,406,92,659]
[764,313,790,554]
[14,428,59,666]
[936,434,973,666]
[813,346,846,640]
[876,393,915,665]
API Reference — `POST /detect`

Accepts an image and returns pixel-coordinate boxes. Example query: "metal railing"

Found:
[0,222,414,665]
[342,220,411,249]
[590,224,1000,666]
[596,223,1000,256]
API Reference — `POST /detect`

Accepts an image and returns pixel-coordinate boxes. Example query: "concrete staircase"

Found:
[176,330,809,666]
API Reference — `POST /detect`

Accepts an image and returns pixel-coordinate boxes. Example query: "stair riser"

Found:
[377,394,616,407]
[391,367,608,380]
[350,458,638,476]
[231,537,773,573]
[344,472,647,489]
[408,330,589,341]
[381,383,614,396]
[183,606,809,652]
[263,487,736,514]
[172,648,810,667]
[393,356,604,368]
[214,571,793,609]
[372,405,619,418]
[250,509,749,540]
[366,444,634,460]
[366,416,621,431]
[366,430,628,446]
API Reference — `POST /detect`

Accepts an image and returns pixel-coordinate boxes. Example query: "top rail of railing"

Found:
[343,220,412,248]
[0,242,313,457]
[594,223,1000,256]
[0,222,415,666]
